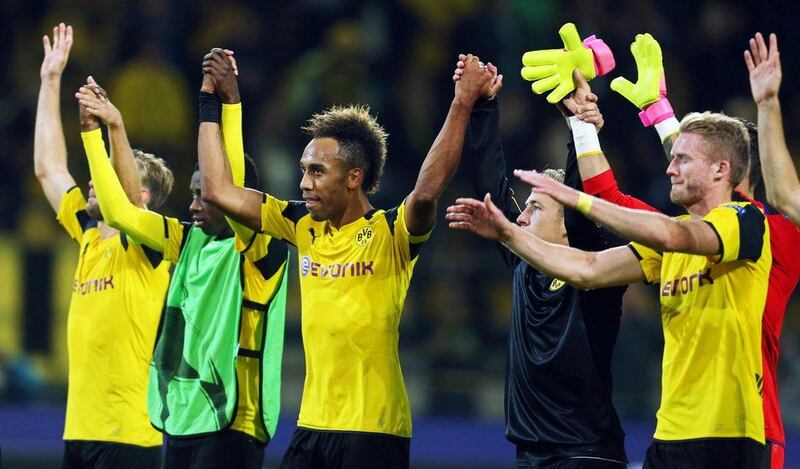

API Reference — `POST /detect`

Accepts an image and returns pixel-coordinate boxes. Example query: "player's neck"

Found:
[734,180,754,199]
[97,221,120,240]
[685,186,733,218]
[328,192,373,229]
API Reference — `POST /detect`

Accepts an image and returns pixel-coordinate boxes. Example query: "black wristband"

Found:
[199,91,221,123]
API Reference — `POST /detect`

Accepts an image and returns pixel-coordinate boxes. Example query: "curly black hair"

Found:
[303,105,388,195]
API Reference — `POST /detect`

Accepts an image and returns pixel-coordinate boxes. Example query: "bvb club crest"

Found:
[355,226,374,246]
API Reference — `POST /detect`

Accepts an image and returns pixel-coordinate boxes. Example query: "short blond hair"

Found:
[132,149,174,209]
[542,168,565,184]
[679,112,750,188]
[537,168,566,217]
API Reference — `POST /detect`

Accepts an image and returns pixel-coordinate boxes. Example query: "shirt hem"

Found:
[297,423,411,439]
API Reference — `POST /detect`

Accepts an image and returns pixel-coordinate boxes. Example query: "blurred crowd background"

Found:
[1,0,799,466]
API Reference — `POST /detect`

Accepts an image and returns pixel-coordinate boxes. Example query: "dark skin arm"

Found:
[198,50,263,231]
[404,54,494,234]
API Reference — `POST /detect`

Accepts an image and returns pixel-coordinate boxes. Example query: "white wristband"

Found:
[655,117,680,143]
[569,116,602,159]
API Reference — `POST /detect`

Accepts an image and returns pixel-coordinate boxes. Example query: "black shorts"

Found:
[164,430,266,469]
[643,438,769,469]
[63,440,161,469]
[279,428,410,469]
[522,458,626,469]
[515,440,627,468]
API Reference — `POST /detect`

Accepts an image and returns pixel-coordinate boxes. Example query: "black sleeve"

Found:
[563,142,624,251]
[253,237,289,279]
[176,221,193,254]
[463,98,520,268]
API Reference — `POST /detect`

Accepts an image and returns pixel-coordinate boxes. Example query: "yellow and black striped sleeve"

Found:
[628,242,663,284]
[703,203,767,264]
[56,186,95,243]
[162,217,190,263]
[259,194,304,245]
[386,201,432,263]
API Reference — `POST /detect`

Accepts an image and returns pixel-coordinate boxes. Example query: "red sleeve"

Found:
[583,169,660,213]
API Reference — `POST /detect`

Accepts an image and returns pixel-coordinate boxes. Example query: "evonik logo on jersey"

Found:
[661,268,713,297]
[73,276,115,295]
[300,256,375,278]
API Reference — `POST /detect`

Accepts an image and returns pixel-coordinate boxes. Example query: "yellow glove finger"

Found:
[631,34,646,61]
[547,81,575,104]
[531,74,561,95]
[559,23,583,51]
[609,76,637,104]
[521,64,557,81]
[647,34,662,64]
[522,48,565,66]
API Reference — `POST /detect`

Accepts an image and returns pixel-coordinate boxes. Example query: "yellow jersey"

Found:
[161,217,288,442]
[57,187,168,447]
[630,201,771,443]
[260,197,430,437]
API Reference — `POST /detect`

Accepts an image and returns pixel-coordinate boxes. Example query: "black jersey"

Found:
[464,99,627,463]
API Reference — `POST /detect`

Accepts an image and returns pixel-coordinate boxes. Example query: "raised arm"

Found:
[446,194,645,289]
[609,33,681,164]
[455,59,511,214]
[77,78,145,207]
[404,54,493,234]
[562,71,659,212]
[76,91,167,251]
[198,50,263,232]
[746,32,800,224]
[34,23,77,212]
[516,170,721,256]
[199,49,256,241]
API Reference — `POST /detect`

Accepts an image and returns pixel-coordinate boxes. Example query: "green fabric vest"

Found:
[148,226,288,438]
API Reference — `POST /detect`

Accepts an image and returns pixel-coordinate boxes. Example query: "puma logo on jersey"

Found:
[661,268,713,297]
[301,256,375,278]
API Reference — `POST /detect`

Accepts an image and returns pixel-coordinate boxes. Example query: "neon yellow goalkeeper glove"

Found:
[610,33,675,127]
[520,23,615,104]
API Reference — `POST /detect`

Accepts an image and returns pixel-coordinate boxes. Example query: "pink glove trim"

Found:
[639,97,674,127]
[583,35,616,76]
[658,76,667,98]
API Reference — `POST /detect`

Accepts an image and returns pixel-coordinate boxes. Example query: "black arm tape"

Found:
[198,91,221,123]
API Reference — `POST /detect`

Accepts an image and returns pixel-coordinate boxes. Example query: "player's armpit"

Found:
[785,189,800,225]
[39,169,77,213]
[259,194,301,245]
[56,186,91,243]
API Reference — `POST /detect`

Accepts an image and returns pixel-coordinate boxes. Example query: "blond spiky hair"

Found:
[132,149,174,209]
[679,112,750,188]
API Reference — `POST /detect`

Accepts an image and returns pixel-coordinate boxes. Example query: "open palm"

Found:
[41,23,73,79]
[446,194,512,242]
[745,33,781,104]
